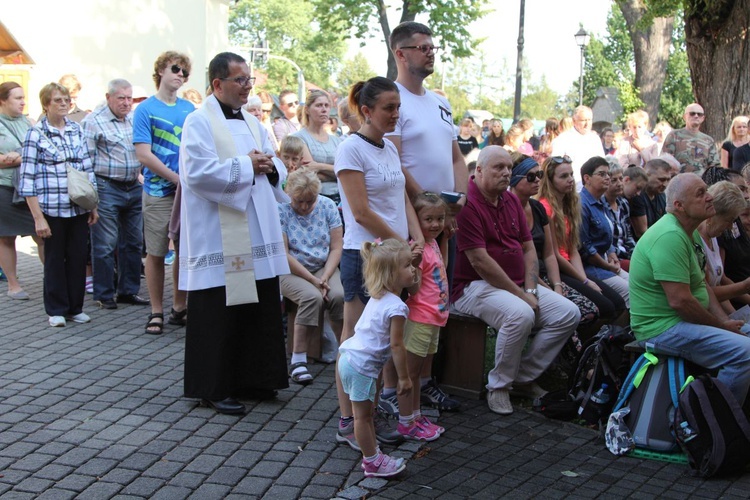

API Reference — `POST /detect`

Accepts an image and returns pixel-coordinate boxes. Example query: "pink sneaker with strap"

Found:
[417,415,444,436]
[361,453,406,478]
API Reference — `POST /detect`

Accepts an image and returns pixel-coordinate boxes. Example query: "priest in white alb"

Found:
[178,52,290,415]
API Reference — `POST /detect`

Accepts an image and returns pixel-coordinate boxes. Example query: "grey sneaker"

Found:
[336,418,360,451]
[487,389,513,415]
[377,391,399,418]
[421,379,461,412]
[374,408,404,445]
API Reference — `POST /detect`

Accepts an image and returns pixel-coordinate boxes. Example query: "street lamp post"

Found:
[574,27,590,106]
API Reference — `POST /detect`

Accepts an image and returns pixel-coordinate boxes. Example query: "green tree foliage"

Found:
[312,0,488,79]
[570,3,691,126]
[229,0,346,93]
[335,53,377,96]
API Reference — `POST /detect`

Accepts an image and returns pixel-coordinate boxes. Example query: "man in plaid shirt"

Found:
[83,79,149,310]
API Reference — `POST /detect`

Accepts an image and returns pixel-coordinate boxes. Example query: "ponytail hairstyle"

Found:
[361,238,411,298]
[347,77,399,121]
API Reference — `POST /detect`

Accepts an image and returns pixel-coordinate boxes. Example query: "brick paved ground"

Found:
[1,237,749,499]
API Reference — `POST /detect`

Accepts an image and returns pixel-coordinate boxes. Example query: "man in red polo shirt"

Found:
[452,146,580,415]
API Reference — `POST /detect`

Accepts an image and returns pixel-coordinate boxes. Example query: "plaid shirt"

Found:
[19,117,96,217]
[82,105,140,181]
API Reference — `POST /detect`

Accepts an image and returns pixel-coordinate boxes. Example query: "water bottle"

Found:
[590,383,610,405]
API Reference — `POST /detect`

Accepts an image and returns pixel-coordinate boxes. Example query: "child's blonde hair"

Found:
[279,135,305,157]
[412,191,448,216]
[361,239,411,298]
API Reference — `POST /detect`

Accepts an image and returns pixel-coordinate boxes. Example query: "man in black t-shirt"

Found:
[630,158,672,239]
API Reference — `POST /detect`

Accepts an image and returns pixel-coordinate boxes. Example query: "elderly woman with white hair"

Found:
[245,95,278,151]
[697,180,750,317]
[615,110,658,168]
[278,168,344,384]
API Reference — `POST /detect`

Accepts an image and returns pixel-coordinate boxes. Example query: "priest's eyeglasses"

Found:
[221,76,256,88]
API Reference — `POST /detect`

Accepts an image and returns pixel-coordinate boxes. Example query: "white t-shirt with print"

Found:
[335,134,408,250]
[386,82,456,193]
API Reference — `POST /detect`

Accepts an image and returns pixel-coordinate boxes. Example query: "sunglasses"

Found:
[688,111,704,117]
[170,64,189,78]
[550,155,572,164]
[399,45,441,55]
[284,100,299,107]
[220,76,255,87]
[514,171,543,183]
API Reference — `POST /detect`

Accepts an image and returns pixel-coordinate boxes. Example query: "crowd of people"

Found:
[3,19,750,480]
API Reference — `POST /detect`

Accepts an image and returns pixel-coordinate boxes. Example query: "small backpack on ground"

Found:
[612,353,688,452]
[538,325,634,424]
[674,375,750,477]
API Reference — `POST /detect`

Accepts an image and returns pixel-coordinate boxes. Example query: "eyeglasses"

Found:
[52,97,71,104]
[170,64,190,78]
[550,155,572,164]
[399,45,441,55]
[284,100,299,107]
[514,171,543,183]
[220,76,255,87]
[694,243,707,270]
[262,109,272,114]
[591,171,611,178]
[688,111,704,117]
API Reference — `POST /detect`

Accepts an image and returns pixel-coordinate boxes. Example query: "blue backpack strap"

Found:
[667,357,686,409]
[613,352,659,412]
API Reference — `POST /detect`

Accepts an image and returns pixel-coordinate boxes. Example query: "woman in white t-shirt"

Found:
[333,76,423,450]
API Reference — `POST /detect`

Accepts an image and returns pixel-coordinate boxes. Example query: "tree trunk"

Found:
[617,0,673,126]
[684,0,750,141]
[384,0,416,80]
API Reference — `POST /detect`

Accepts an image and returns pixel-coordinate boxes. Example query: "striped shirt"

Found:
[82,105,140,182]
[19,117,97,217]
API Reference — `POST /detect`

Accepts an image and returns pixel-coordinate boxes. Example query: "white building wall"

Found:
[2,0,229,116]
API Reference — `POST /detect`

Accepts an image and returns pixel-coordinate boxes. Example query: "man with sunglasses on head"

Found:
[378,21,468,416]
[178,52,289,415]
[272,89,300,143]
[133,51,195,335]
[662,103,720,175]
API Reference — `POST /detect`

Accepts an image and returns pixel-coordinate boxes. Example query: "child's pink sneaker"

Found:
[397,420,439,441]
[361,453,406,478]
[417,415,444,436]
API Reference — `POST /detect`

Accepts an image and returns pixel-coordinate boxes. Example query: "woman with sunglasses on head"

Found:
[510,153,599,337]
[291,89,343,204]
[538,155,627,328]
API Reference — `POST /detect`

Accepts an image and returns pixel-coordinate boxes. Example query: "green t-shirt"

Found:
[630,213,709,340]
[0,114,31,187]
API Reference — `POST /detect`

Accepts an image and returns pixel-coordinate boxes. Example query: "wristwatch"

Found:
[524,288,538,296]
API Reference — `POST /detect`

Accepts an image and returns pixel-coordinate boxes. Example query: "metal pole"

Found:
[513,0,525,123]
[578,45,585,106]
[268,54,305,103]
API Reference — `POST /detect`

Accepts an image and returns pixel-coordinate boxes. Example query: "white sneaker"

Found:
[67,312,91,324]
[487,389,513,415]
[49,316,66,327]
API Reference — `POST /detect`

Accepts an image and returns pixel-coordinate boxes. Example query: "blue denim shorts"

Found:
[340,249,369,303]
[338,353,377,402]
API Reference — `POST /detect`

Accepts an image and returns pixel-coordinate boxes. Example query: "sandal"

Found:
[145,313,164,335]
[289,362,313,385]
[168,307,187,326]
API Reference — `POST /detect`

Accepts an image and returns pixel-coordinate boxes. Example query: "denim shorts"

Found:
[338,353,377,402]
[340,249,369,303]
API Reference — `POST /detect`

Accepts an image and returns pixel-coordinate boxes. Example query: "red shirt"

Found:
[452,177,532,302]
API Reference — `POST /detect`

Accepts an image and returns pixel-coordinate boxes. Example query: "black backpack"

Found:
[674,375,750,477]
[539,325,634,424]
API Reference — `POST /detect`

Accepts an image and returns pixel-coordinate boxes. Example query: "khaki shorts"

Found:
[404,320,440,357]
[142,192,175,257]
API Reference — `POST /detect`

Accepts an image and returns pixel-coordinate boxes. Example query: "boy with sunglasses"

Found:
[133,51,195,335]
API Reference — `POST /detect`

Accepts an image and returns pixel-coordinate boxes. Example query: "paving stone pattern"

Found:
[1,241,749,499]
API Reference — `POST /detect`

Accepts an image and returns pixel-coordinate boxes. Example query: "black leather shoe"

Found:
[200,398,246,415]
[98,299,118,310]
[117,294,150,305]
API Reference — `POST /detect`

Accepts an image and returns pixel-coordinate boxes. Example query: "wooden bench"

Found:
[284,299,323,361]
[433,311,489,400]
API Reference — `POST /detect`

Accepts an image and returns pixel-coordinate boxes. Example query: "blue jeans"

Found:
[642,321,750,405]
[91,178,143,301]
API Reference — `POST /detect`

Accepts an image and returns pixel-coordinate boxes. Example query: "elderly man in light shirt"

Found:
[552,105,603,186]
